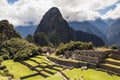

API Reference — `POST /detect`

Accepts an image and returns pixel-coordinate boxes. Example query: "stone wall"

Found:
[109,50,120,55]
[64,50,110,64]
[100,64,120,74]
[75,55,100,64]
[47,57,97,68]
[104,60,120,66]
[109,54,120,60]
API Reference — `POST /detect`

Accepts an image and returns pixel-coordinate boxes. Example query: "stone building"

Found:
[64,50,110,64]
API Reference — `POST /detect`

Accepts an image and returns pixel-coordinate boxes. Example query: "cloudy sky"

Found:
[0,0,120,26]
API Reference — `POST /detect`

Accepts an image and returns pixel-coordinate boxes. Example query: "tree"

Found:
[26,34,34,43]
[34,32,53,47]
[56,41,93,55]
[110,45,117,49]
[0,38,40,61]
[0,20,21,44]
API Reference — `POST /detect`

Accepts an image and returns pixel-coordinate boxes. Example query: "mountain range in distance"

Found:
[15,7,120,48]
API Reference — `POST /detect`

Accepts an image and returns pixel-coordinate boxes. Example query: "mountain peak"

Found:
[43,7,62,20]
[49,7,60,12]
[34,7,104,46]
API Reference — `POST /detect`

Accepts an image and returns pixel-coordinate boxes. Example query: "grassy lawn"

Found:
[43,73,64,80]
[1,60,36,78]
[63,68,120,80]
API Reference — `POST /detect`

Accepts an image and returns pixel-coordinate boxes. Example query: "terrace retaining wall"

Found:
[99,64,120,74]
[104,60,120,66]
[47,57,97,68]
[109,54,120,60]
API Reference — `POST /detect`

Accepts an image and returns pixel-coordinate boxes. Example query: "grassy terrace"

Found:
[1,56,64,80]
[1,55,120,80]
[43,73,64,80]
[63,68,120,80]
[102,63,120,69]
[106,58,120,63]
[49,54,86,63]
[2,60,36,78]
[0,76,8,80]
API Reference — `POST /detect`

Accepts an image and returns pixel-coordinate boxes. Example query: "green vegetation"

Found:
[26,34,35,44]
[56,41,93,55]
[106,58,120,63]
[43,73,64,80]
[1,56,63,80]
[102,63,120,69]
[34,32,53,47]
[2,60,36,78]
[110,45,118,49]
[63,68,120,80]
[0,56,120,80]
[0,20,21,44]
[0,38,40,60]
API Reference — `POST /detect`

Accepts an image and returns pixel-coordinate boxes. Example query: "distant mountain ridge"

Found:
[107,18,120,47]
[69,20,108,43]
[15,26,37,38]
[34,7,104,46]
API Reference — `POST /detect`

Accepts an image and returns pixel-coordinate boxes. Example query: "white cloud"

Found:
[103,3,120,19]
[0,0,118,26]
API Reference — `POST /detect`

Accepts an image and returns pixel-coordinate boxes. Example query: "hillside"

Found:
[34,7,104,46]
[69,19,108,43]
[0,20,21,43]
[107,18,120,47]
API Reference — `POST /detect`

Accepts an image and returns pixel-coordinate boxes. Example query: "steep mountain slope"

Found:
[107,19,120,47]
[15,26,37,38]
[34,7,77,46]
[0,20,21,43]
[104,18,117,26]
[89,18,109,34]
[69,21,107,43]
[34,7,104,46]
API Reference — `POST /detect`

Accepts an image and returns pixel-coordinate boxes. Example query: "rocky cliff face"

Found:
[34,7,104,46]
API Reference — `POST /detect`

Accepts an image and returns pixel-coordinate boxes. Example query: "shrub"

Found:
[110,46,117,49]
[0,38,40,60]
[56,41,93,55]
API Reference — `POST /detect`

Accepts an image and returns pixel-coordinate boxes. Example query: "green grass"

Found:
[45,68,58,73]
[25,60,38,66]
[63,68,120,80]
[2,60,36,78]
[0,75,8,80]
[102,63,120,69]
[43,73,64,80]
[1,55,120,80]
[24,75,44,80]
[49,55,86,63]
[1,56,64,80]
[106,58,120,63]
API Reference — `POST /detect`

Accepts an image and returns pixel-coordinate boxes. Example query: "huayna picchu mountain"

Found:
[0,20,21,43]
[34,7,104,46]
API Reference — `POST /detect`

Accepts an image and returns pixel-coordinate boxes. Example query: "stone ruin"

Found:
[64,50,110,64]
